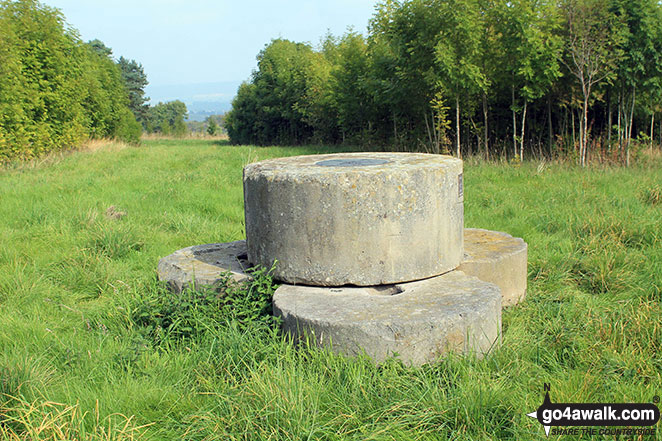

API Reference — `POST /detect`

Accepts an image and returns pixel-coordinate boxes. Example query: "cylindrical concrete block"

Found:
[273,270,501,365]
[243,152,463,286]
[457,229,528,306]
[157,241,251,293]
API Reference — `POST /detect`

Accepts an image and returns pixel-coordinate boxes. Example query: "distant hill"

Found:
[145,81,241,121]
[187,102,233,122]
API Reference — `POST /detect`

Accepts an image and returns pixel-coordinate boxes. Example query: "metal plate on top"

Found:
[315,158,391,167]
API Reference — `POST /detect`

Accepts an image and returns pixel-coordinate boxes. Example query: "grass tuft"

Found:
[641,183,662,205]
[86,224,144,260]
[0,397,151,441]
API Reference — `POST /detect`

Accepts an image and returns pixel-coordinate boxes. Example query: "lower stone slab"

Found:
[157,230,528,306]
[273,271,501,365]
[157,241,250,293]
[458,228,528,307]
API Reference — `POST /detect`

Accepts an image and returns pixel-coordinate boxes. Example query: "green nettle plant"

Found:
[131,265,280,346]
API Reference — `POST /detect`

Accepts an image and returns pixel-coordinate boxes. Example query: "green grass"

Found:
[0,139,660,440]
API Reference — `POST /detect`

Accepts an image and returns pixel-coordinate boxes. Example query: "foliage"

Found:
[131,266,279,346]
[80,41,142,144]
[0,0,142,163]
[226,39,329,145]
[87,38,113,58]
[146,100,188,137]
[118,56,150,128]
[561,0,624,166]
[226,0,662,164]
[205,116,218,135]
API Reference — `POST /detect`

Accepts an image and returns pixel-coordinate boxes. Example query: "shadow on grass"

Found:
[217,143,376,155]
[211,139,232,147]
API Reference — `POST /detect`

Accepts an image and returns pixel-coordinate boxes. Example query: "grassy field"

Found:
[0,139,660,440]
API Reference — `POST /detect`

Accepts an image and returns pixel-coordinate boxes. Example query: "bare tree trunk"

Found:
[620,101,630,161]
[650,113,655,153]
[571,109,576,154]
[626,86,635,167]
[562,107,567,148]
[512,85,517,158]
[548,96,553,155]
[617,90,622,154]
[468,117,478,157]
[456,95,461,158]
[520,99,527,161]
[393,110,397,142]
[607,89,612,150]
[607,100,612,150]
[577,110,584,167]
[469,116,482,159]
[433,110,440,154]
[424,111,433,152]
[583,95,589,167]
[628,86,636,146]
[483,92,489,160]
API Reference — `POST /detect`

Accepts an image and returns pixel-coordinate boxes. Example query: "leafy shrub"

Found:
[131,265,280,346]
[0,0,142,163]
[115,108,143,144]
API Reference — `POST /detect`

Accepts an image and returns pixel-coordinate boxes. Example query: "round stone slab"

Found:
[457,229,528,307]
[157,241,250,293]
[243,152,464,286]
[273,271,501,365]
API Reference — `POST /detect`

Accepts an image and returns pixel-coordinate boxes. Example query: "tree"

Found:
[326,32,369,143]
[370,0,450,151]
[609,0,662,164]
[0,1,143,162]
[562,0,623,166]
[226,82,258,144]
[88,38,113,57]
[206,116,218,135]
[0,0,88,157]
[0,2,27,161]
[496,0,562,160]
[226,39,326,145]
[149,100,188,137]
[433,0,488,157]
[222,0,662,161]
[118,56,149,127]
[80,40,142,142]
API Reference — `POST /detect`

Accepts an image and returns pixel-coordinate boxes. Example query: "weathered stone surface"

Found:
[457,228,528,307]
[157,241,250,293]
[244,152,464,286]
[273,271,501,365]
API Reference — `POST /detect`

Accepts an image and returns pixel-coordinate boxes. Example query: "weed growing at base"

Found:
[131,266,279,346]
[0,139,660,440]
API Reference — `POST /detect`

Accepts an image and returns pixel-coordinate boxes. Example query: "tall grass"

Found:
[0,139,660,440]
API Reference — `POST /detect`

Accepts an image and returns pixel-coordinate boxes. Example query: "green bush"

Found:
[0,0,142,163]
[131,265,280,346]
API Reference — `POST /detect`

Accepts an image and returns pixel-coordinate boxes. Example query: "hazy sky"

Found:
[44,0,377,95]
